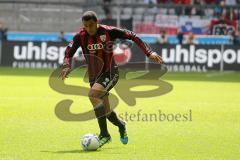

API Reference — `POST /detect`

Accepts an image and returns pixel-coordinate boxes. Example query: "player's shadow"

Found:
[41,149,100,154]
[40,147,122,154]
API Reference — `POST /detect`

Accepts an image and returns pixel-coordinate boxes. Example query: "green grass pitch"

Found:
[0,67,240,160]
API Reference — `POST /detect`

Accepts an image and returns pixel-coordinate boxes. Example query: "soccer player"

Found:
[59,11,163,147]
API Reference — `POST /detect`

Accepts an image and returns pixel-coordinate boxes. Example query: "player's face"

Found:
[83,19,98,36]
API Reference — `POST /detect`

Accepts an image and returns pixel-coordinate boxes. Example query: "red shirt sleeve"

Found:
[108,28,153,57]
[64,33,81,65]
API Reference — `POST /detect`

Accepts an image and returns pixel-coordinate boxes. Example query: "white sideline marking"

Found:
[206,71,235,77]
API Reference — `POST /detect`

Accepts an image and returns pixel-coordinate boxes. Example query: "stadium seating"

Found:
[0,0,239,44]
[0,0,239,32]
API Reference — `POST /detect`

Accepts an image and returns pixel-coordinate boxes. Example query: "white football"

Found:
[81,133,100,151]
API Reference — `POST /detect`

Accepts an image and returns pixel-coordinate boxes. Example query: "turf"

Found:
[0,67,240,160]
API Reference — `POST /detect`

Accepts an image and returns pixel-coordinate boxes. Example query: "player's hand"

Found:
[59,65,71,80]
[149,52,163,64]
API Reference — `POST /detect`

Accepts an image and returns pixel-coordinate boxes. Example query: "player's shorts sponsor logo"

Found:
[87,43,104,51]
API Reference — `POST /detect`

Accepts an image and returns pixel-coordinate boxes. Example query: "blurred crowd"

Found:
[101,0,240,20]
[156,29,199,45]
[102,0,240,5]
[143,0,240,20]
[0,21,7,41]
[145,0,240,5]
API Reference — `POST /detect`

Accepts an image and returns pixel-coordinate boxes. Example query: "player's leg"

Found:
[103,95,123,127]
[89,83,111,147]
[90,72,120,146]
[103,95,128,145]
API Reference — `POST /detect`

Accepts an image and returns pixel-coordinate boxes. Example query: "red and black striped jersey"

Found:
[64,24,153,83]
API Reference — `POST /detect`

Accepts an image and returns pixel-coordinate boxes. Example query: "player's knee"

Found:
[88,89,100,100]
[88,90,95,99]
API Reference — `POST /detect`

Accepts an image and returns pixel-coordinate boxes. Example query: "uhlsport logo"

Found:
[12,42,81,68]
[161,45,240,67]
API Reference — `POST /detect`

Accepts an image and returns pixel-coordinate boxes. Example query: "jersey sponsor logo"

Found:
[87,43,104,51]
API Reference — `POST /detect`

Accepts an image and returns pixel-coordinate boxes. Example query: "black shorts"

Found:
[90,72,119,93]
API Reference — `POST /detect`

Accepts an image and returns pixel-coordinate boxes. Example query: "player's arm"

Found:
[109,28,163,63]
[59,33,81,80]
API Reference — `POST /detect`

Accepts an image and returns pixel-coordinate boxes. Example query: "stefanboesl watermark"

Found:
[49,64,173,121]
[118,109,192,122]
[48,36,173,122]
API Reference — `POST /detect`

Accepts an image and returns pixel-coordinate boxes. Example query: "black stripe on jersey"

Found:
[102,41,107,73]
[88,36,96,81]
[105,32,111,73]
[84,34,96,82]
[83,34,89,63]
[92,36,99,78]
